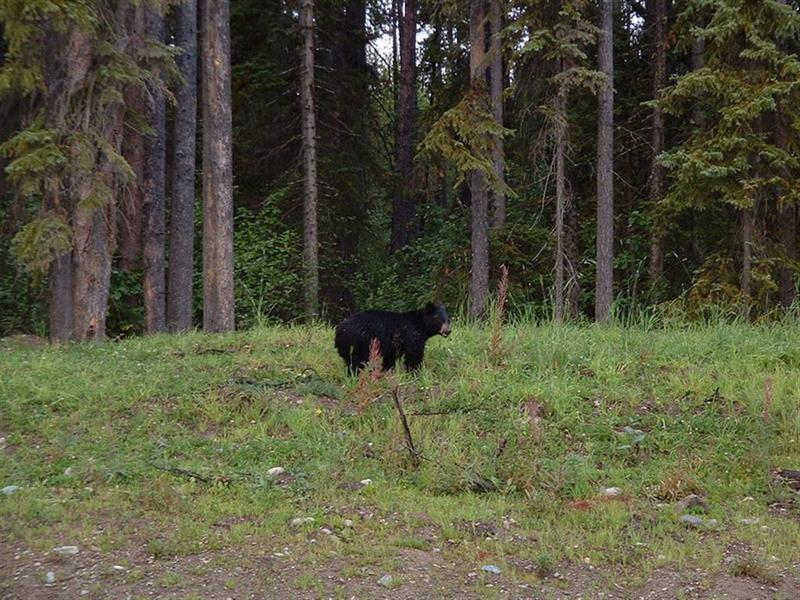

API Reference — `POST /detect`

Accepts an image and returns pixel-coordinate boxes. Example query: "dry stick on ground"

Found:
[409,407,480,416]
[148,462,258,485]
[391,385,420,466]
[148,462,214,483]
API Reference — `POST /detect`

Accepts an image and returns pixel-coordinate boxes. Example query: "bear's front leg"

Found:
[403,348,424,372]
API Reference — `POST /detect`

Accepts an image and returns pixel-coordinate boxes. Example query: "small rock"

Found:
[359,479,372,487]
[112,565,126,572]
[267,467,285,477]
[343,519,354,527]
[378,574,393,587]
[45,571,55,584]
[705,519,718,528]
[677,494,708,512]
[680,514,704,528]
[320,528,333,535]
[600,487,622,497]
[1,485,20,496]
[64,467,73,477]
[481,565,502,575]
[290,517,315,527]
[739,517,760,525]
[53,546,79,556]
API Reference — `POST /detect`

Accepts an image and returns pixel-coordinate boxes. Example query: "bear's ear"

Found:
[425,301,436,313]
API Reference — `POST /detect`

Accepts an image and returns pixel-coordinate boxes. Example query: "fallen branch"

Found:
[409,407,479,416]
[391,386,420,466]
[148,462,215,484]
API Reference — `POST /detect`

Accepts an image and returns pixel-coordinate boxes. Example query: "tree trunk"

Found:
[390,0,417,252]
[595,0,614,322]
[777,203,797,307]
[741,205,755,298]
[300,0,319,319]
[430,23,441,106]
[48,232,74,343]
[489,0,505,229]
[648,0,667,283]
[67,26,117,342]
[775,112,797,307]
[554,85,567,323]
[119,2,145,273]
[72,208,113,342]
[167,0,198,331]
[143,5,167,333]
[565,183,580,317]
[689,32,705,266]
[201,0,235,332]
[391,0,399,157]
[44,176,75,343]
[469,0,489,319]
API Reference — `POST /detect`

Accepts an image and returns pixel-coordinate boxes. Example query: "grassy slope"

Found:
[1,322,800,597]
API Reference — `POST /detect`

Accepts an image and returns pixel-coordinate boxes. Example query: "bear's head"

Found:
[423,302,451,338]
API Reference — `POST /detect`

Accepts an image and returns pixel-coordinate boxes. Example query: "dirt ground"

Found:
[2,532,799,600]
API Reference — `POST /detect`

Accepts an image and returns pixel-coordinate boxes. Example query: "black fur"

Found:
[334,302,451,373]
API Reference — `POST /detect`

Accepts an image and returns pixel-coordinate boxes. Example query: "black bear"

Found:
[334,302,451,373]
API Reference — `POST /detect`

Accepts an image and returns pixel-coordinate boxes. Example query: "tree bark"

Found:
[775,112,797,307]
[554,86,567,323]
[469,0,489,319]
[565,182,580,316]
[777,203,797,307]
[392,0,399,140]
[595,0,614,322]
[143,5,167,333]
[489,0,505,229]
[72,205,113,342]
[689,32,705,266]
[48,250,74,343]
[201,0,235,332]
[119,2,145,273]
[66,26,117,342]
[647,0,667,283]
[741,205,755,298]
[300,0,319,319]
[390,0,417,252]
[167,0,198,331]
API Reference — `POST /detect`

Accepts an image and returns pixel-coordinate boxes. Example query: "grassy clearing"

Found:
[1,321,800,596]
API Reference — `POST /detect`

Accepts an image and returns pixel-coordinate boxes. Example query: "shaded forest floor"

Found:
[2,323,800,599]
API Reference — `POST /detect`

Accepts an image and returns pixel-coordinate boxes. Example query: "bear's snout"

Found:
[440,323,451,337]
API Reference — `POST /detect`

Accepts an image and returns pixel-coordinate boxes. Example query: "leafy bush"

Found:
[233,192,303,327]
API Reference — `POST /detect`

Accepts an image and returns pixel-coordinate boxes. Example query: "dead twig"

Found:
[148,462,216,484]
[409,407,479,416]
[391,385,420,467]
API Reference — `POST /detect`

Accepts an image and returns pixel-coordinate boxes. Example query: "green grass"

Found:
[2,321,800,591]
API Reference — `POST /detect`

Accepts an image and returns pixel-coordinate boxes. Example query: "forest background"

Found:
[1,0,799,339]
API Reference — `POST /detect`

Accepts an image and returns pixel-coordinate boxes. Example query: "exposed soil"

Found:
[3,530,799,599]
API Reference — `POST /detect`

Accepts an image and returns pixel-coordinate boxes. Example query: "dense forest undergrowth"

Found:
[2,322,800,597]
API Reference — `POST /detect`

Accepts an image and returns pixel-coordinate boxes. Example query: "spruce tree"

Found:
[658,0,800,305]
